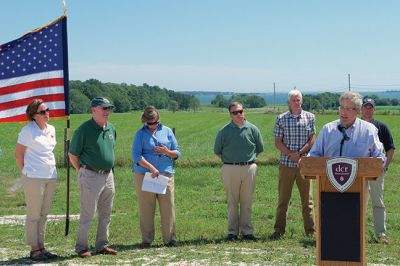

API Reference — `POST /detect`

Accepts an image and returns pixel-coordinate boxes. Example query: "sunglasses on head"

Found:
[36,108,50,115]
[230,109,243,115]
[146,121,159,126]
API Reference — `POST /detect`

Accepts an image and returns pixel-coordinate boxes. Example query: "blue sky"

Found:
[1,0,400,93]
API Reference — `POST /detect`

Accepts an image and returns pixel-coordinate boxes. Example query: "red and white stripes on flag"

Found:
[0,16,69,123]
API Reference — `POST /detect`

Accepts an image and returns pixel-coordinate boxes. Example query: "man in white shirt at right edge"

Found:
[308,92,386,239]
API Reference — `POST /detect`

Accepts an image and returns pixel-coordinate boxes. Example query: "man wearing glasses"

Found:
[214,102,264,242]
[68,97,118,258]
[309,92,385,161]
[271,89,316,240]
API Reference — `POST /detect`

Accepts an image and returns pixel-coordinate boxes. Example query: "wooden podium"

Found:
[299,157,383,266]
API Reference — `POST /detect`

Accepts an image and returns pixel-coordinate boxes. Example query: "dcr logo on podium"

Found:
[326,157,358,192]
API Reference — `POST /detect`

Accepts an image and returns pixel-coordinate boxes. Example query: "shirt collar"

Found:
[90,118,109,131]
[289,110,304,118]
[32,121,49,133]
[230,120,248,128]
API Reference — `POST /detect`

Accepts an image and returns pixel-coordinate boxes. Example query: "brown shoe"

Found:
[78,250,92,258]
[30,249,47,261]
[98,246,117,255]
[377,235,389,245]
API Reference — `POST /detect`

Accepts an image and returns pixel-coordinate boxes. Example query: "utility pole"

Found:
[348,74,351,91]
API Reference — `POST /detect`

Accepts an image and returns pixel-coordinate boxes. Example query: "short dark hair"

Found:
[26,99,44,121]
[228,102,243,112]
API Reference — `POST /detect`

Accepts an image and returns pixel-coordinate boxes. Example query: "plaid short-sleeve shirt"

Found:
[273,110,316,168]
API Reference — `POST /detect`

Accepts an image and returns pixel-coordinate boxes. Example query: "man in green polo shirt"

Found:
[214,102,264,242]
[68,97,117,258]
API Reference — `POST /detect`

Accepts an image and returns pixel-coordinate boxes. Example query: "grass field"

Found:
[0,107,399,265]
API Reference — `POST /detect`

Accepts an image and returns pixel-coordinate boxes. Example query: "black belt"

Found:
[81,164,112,174]
[224,161,255,166]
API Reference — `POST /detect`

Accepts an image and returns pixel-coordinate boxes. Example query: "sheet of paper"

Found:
[141,172,169,194]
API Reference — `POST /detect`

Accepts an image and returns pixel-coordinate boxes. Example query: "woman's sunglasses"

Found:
[230,109,243,115]
[145,121,159,126]
[36,108,50,115]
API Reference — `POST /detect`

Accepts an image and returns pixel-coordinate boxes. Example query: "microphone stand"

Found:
[340,136,345,156]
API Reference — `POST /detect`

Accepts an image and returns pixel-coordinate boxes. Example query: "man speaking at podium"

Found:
[309,92,385,161]
[306,92,386,263]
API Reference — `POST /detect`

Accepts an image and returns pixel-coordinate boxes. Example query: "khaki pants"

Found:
[274,164,315,234]
[134,173,175,244]
[23,175,56,247]
[75,168,115,253]
[222,163,257,236]
[367,175,386,237]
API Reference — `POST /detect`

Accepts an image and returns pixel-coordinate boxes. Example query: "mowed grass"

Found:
[0,107,399,265]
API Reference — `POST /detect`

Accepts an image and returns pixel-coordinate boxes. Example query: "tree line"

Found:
[210,92,399,111]
[69,79,200,114]
[69,80,399,114]
[211,94,266,108]
[302,92,400,112]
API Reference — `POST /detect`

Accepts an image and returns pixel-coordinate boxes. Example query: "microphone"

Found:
[338,124,350,156]
[337,124,350,141]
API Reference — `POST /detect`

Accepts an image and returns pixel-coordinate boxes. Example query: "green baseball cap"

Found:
[91,97,114,108]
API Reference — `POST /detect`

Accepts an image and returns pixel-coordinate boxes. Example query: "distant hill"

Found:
[182,90,400,105]
[182,91,289,105]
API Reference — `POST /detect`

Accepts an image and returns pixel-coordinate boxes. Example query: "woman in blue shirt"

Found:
[132,106,180,247]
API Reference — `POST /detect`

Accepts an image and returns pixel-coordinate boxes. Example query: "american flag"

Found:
[0,16,69,123]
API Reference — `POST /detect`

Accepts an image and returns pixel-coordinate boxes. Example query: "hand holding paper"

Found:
[142,172,169,194]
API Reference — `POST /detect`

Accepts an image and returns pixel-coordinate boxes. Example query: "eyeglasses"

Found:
[102,106,113,110]
[36,108,50,115]
[339,106,356,112]
[146,121,159,126]
[230,110,244,115]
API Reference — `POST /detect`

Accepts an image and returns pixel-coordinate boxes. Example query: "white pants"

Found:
[367,175,386,237]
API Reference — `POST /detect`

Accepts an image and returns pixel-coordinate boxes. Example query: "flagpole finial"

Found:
[62,0,67,16]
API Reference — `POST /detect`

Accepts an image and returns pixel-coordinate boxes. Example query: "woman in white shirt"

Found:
[14,99,58,261]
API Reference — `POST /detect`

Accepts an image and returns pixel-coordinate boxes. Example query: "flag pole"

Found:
[61,1,71,236]
[64,122,70,236]
[62,0,67,16]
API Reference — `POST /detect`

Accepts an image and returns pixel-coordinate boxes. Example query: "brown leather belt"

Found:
[81,164,111,174]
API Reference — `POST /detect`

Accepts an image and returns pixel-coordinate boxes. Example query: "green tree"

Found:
[113,96,131,113]
[211,94,228,108]
[69,89,90,114]
[168,100,179,113]
[189,98,200,112]
[243,95,266,108]
[390,98,399,106]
